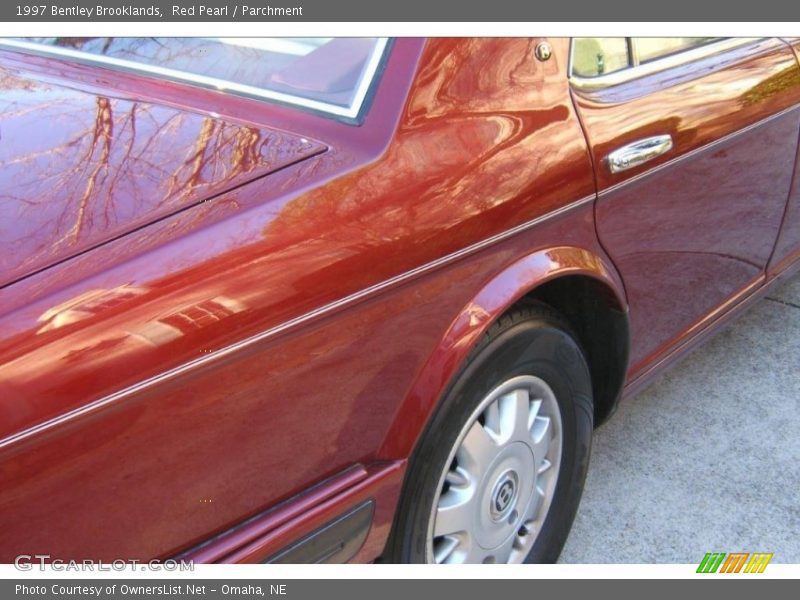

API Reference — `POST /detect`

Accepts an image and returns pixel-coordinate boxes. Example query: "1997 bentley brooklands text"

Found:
[1,37,799,564]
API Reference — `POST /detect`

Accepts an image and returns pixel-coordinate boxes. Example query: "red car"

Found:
[1,37,799,565]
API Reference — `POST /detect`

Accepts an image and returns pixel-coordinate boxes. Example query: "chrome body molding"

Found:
[0,193,596,450]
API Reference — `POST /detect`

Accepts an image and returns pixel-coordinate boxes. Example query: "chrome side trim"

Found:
[569,37,761,91]
[0,194,596,450]
[598,103,800,197]
[0,38,389,120]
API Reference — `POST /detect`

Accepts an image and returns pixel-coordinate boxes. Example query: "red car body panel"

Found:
[0,71,327,287]
[770,38,800,274]
[572,38,800,376]
[0,37,798,563]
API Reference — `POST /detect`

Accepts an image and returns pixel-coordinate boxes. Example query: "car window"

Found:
[571,38,631,78]
[572,37,723,80]
[634,37,719,64]
[3,37,389,119]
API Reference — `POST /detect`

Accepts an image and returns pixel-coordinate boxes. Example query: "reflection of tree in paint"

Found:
[741,65,800,106]
[0,67,321,284]
[6,97,262,244]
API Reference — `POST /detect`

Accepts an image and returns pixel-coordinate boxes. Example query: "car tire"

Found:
[385,302,593,563]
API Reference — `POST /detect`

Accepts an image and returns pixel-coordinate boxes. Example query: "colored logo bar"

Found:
[697,552,773,573]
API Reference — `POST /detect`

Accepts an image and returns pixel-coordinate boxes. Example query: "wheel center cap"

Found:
[489,470,518,522]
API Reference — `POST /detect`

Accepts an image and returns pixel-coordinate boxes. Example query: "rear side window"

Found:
[571,37,721,79]
[2,37,389,120]
[571,37,631,78]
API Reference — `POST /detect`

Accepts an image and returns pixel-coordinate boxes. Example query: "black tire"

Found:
[385,302,593,563]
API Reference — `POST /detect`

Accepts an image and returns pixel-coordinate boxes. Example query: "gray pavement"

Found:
[560,273,800,563]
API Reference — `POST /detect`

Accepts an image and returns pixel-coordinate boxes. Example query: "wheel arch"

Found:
[517,274,630,426]
[377,245,630,461]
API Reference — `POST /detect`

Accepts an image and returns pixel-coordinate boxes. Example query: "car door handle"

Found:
[607,135,673,173]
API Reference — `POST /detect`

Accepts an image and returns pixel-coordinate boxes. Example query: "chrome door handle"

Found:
[607,135,673,173]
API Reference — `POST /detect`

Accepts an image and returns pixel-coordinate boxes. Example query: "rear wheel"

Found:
[386,303,593,563]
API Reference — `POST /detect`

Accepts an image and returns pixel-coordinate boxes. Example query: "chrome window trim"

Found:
[569,37,762,91]
[0,37,390,120]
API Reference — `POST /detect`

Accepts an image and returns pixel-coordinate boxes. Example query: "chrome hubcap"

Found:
[427,375,562,564]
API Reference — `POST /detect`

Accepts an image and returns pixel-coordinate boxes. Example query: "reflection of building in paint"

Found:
[128,296,247,347]
[37,285,148,332]
[36,283,246,348]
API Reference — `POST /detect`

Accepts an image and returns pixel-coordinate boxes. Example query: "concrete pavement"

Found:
[560,273,800,563]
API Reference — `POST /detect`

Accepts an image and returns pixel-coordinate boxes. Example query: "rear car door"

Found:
[769,38,800,275]
[571,38,800,377]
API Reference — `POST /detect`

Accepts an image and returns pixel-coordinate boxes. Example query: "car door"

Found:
[571,37,800,377]
[769,38,800,275]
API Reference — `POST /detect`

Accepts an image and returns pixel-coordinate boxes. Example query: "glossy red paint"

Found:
[769,38,800,275]
[621,266,798,401]
[177,462,404,564]
[179,465,370,564]
[219,462,404,564]
[378,240,625,460]
[0,66,326,287]
[0,37,798,564]
[572,38,800,377]
[0,38,603,562]
[770,131,800,275]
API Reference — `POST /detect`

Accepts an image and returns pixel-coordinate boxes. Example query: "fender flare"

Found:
[377,245,628,459]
